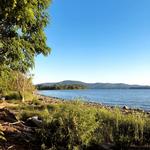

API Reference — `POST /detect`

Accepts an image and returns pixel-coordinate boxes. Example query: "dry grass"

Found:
[0,101,19,109]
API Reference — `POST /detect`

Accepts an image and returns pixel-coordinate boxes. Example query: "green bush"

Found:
[30,98,43,105]
[143,118,150,145]
[19,108,50,122]
[37,102,98,150]
[4,91,34,101]
[17,100,150,149]
[95,108,119,144]
[5,92,21,100]
[113,114,145,149]
[95,108,147,149]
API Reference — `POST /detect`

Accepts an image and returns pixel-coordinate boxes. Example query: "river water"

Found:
[38,89,150,111]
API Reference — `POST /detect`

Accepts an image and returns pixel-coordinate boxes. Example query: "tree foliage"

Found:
[10,71,35,102]
[37,84,87,90]
[0,69,35,101]
[0,0,51,72]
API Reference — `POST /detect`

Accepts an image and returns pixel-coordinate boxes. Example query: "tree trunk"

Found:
[22,95,25,103]
[19,91,24,102]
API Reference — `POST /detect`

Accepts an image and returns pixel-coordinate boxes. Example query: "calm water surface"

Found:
[38,89,150,111]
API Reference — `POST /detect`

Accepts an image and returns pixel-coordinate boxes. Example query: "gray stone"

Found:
[26,116,42,127]
[0,108,17,123]
[122,106,129,110]
[1,97,5,101]
[147,112,150,115]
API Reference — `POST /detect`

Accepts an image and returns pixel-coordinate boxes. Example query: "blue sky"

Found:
[33,0,150,85]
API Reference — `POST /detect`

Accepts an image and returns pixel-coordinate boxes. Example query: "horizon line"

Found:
[35,80,150,86]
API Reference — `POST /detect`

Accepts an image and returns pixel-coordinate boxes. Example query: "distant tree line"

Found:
[130,86,150,89]
[37,84,87,90]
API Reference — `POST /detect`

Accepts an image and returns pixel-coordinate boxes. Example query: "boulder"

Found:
[0,108,17,123]
[122,106,129,110]
[2,121,38,149]
[25,116,42,127]
[147,112,150,115]
[1,97,5,101]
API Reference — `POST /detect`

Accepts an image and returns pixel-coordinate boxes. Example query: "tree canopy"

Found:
[0,0,51,72]
[37,84,87,90]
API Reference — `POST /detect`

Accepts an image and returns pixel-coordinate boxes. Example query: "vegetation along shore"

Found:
[0,94,150,150]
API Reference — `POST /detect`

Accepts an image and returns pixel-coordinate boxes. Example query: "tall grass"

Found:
[34,101,98,149]
[12,100,150,149]
[95,108,147,149]
[0,124,6,144]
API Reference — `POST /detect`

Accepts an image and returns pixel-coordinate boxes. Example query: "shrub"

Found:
[5,92,21,100]
[95,108,119,144]
[19,108,50,122]
[0,70,35,102]
[37,102,98,150]
[30,98,43,106]
[95,108,147,149]
[8,100,150,149]
[113,114,145,149]
[143,118,150,145]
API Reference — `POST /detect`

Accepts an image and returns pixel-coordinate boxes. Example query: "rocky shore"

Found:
[37,94,150,116]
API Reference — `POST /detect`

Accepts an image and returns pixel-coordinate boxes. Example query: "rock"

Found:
[0,108,17,123]
[2,121,38,149]
[1,97,5,101]
[122,106,129,110]
[136,108,144,113]
[38,98,44,101]
[26,116,42,127]
[147,112,150,115]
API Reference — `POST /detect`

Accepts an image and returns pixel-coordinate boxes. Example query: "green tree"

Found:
[0,0,51,72]
[0,66,12,95]
[10,71,35,102]
[0,68,34,101]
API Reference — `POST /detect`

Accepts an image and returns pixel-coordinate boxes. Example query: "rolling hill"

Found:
[36,80,150,89]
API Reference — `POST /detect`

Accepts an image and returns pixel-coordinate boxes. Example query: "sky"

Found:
[33,0,150,85]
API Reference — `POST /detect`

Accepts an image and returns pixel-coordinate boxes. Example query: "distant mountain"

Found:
[36,80,150,89]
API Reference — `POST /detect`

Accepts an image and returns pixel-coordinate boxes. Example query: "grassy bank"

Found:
[0,96,150,150]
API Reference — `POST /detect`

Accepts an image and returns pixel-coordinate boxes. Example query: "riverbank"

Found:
[38,94,150,115]
[0,95,150,150]
[38,89,150,111]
